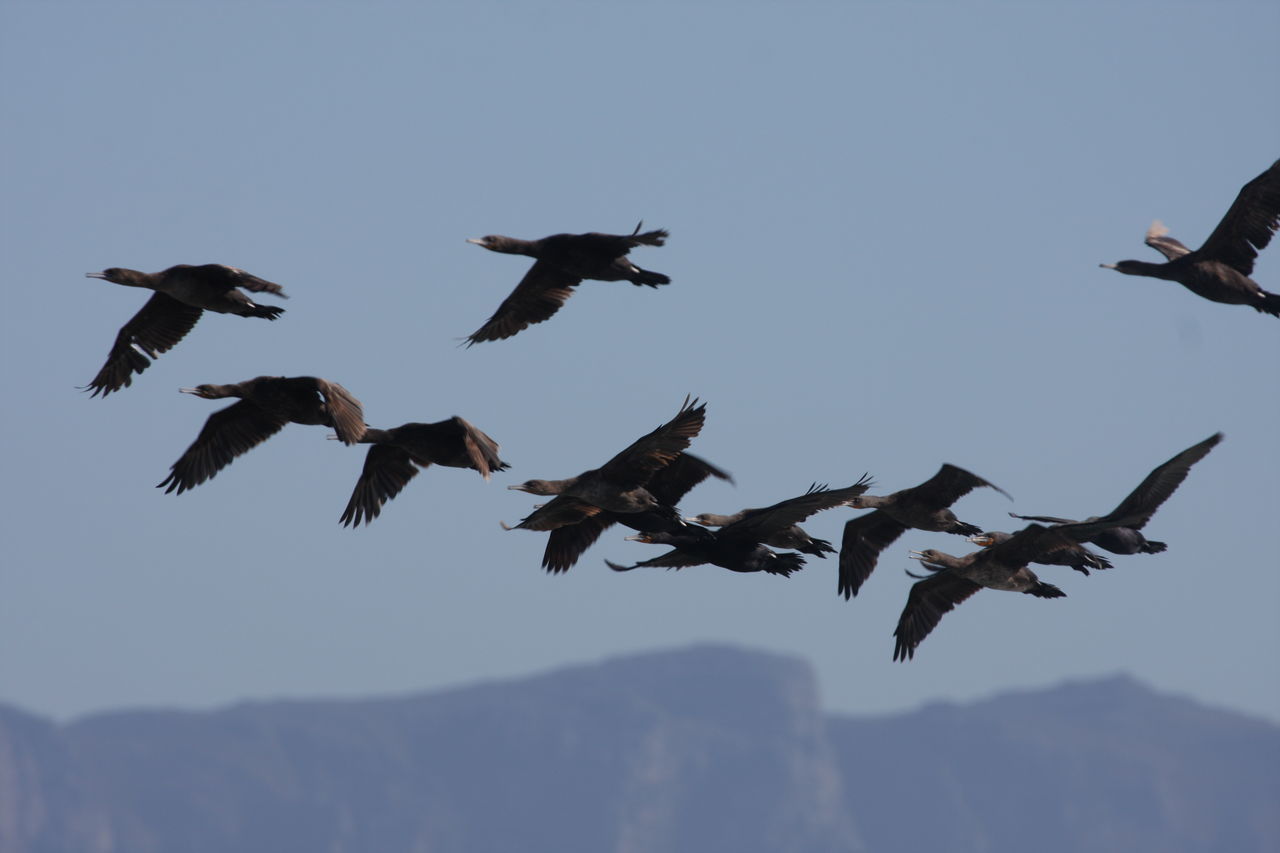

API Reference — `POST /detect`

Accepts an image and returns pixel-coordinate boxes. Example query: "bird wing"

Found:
[158,401,290,494]
[456,416,507,478]
[1196,159,1280,275]
[596,397,707,489]
[980,523,1079,566]
[724,476,874,541]
[893,571,983,661]
[315,379,367,444]
[894,463,1011,510]
[1144,221,1193,260]
[1099,432,1223,530]
[645,452,734,505]
[339,444,420,527]
[1007,511,1077,525]
[606,548,706,572]
[199,264,288,298]
[543,515,617,573]
[84,293,204,397]
[513,495,605,531]
[838,510,910,599]
[465,260,582,345]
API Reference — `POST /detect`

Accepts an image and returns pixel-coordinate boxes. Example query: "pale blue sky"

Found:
[1,1,1277,723]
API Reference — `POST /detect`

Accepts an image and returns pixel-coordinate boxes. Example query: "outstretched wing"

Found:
[512,495,605,531]
[723,475,874,541]
[339,444,421,527]
[596,396,707,490]
[1196,159,1280,276]
[314,379,367,445]
[1100,433,1223,530]
[838,510,909,599]
[83,294,203,397]
[893,571,983,661]
[158,401,289,494]
[895,463,1011,510]
[1144,221,1193,261]
[465,260,582,345]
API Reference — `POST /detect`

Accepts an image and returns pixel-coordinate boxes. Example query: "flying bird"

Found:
[337,417,510,527]
[966,530,1112,575]
[838,464,1010,599]
[464,223,670,345]
[607,478,874,576]
[1101,158,1280,316]
[505,396,706,533]
[158,376,365,495]
[1008,432,1223,555]
[83,264,286,397]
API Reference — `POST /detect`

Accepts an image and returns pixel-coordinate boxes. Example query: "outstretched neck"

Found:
[1103,259,1177,280]
[477,235,540,257]
[89,268,157,288]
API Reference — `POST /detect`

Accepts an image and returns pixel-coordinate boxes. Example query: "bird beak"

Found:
[466,238,487,246]
[966,534,993,546]
[908,550,926,561]
[681,516,699,523]
[1099,263,1118,269]
[178,387,200,395]
[85,272,107,279]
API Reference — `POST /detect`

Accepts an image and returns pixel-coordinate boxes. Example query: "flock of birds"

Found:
[81,158,1277,660]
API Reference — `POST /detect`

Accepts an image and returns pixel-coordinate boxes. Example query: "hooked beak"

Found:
[908,550,926,561]
[966,534,995,546]
[466,238,489,247]
[1099,263,1118,269]
[178,387,200,395]
[85,272,108,279]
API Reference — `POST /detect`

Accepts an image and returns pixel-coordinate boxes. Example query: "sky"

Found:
[1,1,1277,726]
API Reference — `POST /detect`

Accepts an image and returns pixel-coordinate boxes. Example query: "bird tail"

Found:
[628,223,669,246]
[767,553,806,577]
[629,267,671,288]
[244,304,285,320]
[1025,582,1066,599]
[949,521,982,537]
[1139,540,1167,554]
[1255,291,1280,317]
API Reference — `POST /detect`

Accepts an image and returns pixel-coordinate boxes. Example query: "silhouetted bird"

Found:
[967,530,1112,575]
[505,396,706,532]
[1009,432,1223,555]
[83,264,286,397]
[337,417,509,527]
[541,453,732,573]
[838,464,1010,599]
[464,223,670,345]
[159,376,365,495]
[687,502,836,558]
[607,478,874,576]
[1101,159,1280,316]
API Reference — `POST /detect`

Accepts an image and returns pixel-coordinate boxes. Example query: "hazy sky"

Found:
[2,1,1277,724]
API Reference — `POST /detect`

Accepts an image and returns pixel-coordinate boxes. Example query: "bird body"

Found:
[968,530,1112,575]
[84,264,286,397]
[159,376,365,495]
[465,223,670,345]
[1102,159,1280,316]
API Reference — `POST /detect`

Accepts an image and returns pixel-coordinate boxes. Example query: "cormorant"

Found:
[158,376,365,495]
[1101,159,1280,316]
[1009,432,1223,555]
[540,452,732,573]
[687,504,835,559]
[83,264,286,397]
[337,417,510,527]
[464,223,670,345]
[966,530,1112,575]
[838,464,1010,599]
[607,478,874,576]
[505,396,705,532]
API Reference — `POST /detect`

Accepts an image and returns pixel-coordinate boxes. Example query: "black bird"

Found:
[83,264,286,397]
[607,478,874,576]
[893,522,1090,662]
[158,376,365,495]
[337,417,510,527]
[540,452,733,573]
[838,464,1010,599]
[1101,159,1280,316]
[966,530,1112,575]
[464,223,670,345]
[505,396,706,532]
[1009,432,1223,556]
[687,504,835,559]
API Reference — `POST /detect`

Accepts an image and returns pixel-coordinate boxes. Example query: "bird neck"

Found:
[110,268,158,288]
[359,428,393,444]
[486,236,540,257]
[1112,259,1177,279]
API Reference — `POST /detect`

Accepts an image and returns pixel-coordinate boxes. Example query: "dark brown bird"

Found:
[505,396,706,533]
[158,376,365,495]
[607,478,875,576]
[1009,432,1223,556]
[1101,159,1280,316]
[687,498,839,559]
[338,417,510,527]
[464,223,670,345]
[540,452,732,573]
[966,530,1112,575]
[838,464,1010,599]
[83,264,286,397]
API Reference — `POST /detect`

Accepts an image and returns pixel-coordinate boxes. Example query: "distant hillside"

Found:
[1,646,1275,853]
